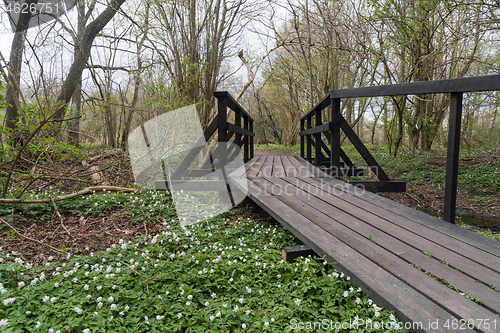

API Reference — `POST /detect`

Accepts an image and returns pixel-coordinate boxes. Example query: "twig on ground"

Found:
[41,224,61,243]
[405,192,422,205]
[0,218,64,254]
[0,186,137,204]
[51,197,74,239]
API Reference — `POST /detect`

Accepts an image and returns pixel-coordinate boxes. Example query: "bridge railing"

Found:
[169,91,254,181]
[299,75,500,223]
[214,91,254,166]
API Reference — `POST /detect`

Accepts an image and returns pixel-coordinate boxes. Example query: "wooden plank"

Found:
[229,177,463,333]
[214,91,253,121]
[300,119,305,158]
[304,177,500,271]
[246,156,266,178]
[443,92,463,223]
[280,156,299,178]
[347,180,406,192]
[155,180,228,191]
[217,95,228,170]
[229,156,259,179]
[306,115,312,162]
[272,156,285,177]
[257,177,498,328]
[281,245,317,263]
[256,156,273,178]
[300,92,331,121]
[328,75,500,99]
[331,98,341,176]
[277,177,500,314]
[244,117,250,162]
[340,117,390,181]
[315,109,322,168]
[249,121,254,159]
[294,156,330,178]
[298,122,331,136]
[313,176,500,257]
[227,122,255,137]
[171,115,219,180]
[287,155,315,178]
[322,132,355,168]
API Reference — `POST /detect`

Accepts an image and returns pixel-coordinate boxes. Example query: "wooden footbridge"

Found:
[161,76,500,332]
[230,156,500,333]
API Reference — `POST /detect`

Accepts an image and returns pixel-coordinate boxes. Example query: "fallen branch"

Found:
[0,218,64,254]
[405,192,422,205]
[0,186,137,204]
[51,197,74,239]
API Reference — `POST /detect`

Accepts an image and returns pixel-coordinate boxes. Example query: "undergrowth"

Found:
[0,191,405,332]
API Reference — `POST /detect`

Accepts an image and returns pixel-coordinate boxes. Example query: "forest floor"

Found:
[1,145,499,268]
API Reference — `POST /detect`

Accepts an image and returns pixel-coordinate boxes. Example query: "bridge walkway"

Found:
[230,155,500,333]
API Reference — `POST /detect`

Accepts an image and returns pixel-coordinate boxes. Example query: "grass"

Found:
[0,190,405,332]
[457,224,500,242]
[341,145,500,190]
[254,144,301,155]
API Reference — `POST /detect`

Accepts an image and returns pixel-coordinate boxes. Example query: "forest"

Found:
[0,0,499,332]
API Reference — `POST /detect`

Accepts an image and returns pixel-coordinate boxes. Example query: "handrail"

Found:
[301,74,500,120]
[299,74,500,224]
[213,91,254,121]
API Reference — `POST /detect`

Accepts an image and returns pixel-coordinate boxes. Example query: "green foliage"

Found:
[0,189,175,225]
[342,145,500,190]
[0,198,404,332]
[0,102,87,198]
[458,224,500,242]
[0,73,9,110]
[254,144,301,155]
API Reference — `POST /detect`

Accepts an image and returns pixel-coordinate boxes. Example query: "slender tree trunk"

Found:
[68,0,87,146]
[51,0,126,132]
[121,3,149,150]
[4,0,38,138]
[68,79,82,145]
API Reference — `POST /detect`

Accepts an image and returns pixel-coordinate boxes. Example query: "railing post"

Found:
[234,108,241,149]
[315,108,322,167]
[306,115,312,163]
[244,116,249,162]
[300,119,305,159]
[249,120,254,159]
[217,94,228,169]
[443,92,463,223]
[331,97,341,178]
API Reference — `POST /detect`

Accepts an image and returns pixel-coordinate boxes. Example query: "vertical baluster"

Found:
[443,92,463,223]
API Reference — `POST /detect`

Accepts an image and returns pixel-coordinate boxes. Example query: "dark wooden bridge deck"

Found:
[230,156,500,333]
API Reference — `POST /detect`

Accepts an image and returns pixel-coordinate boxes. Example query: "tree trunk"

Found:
[68,79,82,145]
[51,0,126,132]
[121,3,149,150]
[68,0,87,146]
[4,0,38,138]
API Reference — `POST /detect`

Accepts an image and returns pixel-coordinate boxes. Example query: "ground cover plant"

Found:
[0,190,405,332]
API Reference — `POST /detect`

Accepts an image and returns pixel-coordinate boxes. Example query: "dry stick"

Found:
[41,224,61,243]
[405,192,422,205]
[0,186,137,204]
[0,218,64,254]
[50,197,74,239]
